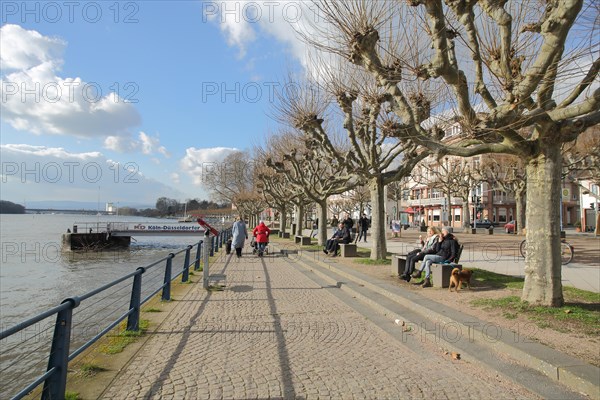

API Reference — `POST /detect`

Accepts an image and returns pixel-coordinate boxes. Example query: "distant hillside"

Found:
[0,200,25,214]
[24,200,153,210]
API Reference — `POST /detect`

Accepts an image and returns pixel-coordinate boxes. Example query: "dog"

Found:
[449,268,473,292]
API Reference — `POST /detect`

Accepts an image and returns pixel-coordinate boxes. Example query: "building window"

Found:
[433,215,440,221]
[498,208,507,222]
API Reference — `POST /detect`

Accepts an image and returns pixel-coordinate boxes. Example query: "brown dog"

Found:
[449,268,473,292]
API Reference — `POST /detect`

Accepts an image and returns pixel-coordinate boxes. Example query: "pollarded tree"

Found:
[273,75,428,260]
[343,185,371,217]
[262,131,356,245]
[416,156,482,229]
[386,180,404,221]
[303,0,599,306]
[563,126,600,185]
[481,156,527,234]
[255,162,295,235]
[202,151,256,210]
[234,191,266,227]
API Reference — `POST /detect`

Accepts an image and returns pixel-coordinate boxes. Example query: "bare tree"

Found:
[256,163,296,235]
[203,151,254,209]
[273,73,428,259]
[563,127,600,185]
[301,0,599,306]
[234,191,266,227]
[343,185,371,216]
[262,131,355,244]
[416,156,482,229]
[481,156,527,234]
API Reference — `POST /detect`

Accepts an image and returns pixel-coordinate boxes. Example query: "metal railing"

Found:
[1,228,232,400]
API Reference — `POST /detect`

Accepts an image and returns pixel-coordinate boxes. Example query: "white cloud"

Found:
[1,144,102,159]
[0,24,66,70]
[104,135,138,153]
[209,1,316,67]
[180,146,239,185]
[0,24,141,138]
[1,143,182,203]
[104,132,171,158]
[170,172,181,184]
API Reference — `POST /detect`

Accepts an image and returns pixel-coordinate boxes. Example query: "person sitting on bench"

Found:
[323,223,351,257]
[413,227,459,288]
[400,226,441,282]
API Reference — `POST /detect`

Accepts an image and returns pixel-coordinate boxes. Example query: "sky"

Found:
[0,1,314,208]
[1,1,596,209]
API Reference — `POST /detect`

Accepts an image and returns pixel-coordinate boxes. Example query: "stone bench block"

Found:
[431,263,462,288]
[340,244,357,257]
[295,236,311,245]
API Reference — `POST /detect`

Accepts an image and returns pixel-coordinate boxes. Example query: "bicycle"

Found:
[519,238,574,265]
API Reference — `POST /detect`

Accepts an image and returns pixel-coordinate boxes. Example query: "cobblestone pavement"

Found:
[100,247,536,400]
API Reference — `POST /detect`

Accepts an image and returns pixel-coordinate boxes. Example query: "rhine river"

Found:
[0,213,210,397]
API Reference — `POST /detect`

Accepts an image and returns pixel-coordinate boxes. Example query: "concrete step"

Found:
[292,249,596,400]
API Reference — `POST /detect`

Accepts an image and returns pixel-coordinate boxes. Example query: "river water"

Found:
[0,213,209,398]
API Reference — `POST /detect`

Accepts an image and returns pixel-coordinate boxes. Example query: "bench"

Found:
[431,244,464,288]
[391,254,407,276]
[340,243,357,257]
[391,243,421,275]
[295,235,311,245]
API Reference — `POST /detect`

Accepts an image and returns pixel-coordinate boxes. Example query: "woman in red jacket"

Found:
[252,221,271,257]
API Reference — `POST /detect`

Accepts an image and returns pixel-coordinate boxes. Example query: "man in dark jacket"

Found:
[357,213,369,242]
[412,228,459,287]
[342,213,354,231]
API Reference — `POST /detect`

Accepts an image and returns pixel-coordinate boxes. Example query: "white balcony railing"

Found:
[407,197,464,207]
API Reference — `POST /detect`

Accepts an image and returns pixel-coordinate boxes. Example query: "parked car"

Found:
[470,219,494,229]
[504,220,516,233]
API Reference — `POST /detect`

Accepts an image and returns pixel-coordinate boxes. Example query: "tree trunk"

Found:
[317,199,328,246]
[369,177,387,260]
[279,205,287,234]
[462,194,471,229]
[522,140,564,307]
[445,193,452,226]
[295,204,304,236]
[515,187,526,235]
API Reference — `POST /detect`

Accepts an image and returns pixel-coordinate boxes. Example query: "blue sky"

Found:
[1,1,308,207]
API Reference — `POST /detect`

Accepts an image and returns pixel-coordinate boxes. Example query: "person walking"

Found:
[231,216,248,258]
[357,213,369,242]
[252,220,271,257]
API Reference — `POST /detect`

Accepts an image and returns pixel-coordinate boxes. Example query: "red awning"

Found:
[404,207,415,214]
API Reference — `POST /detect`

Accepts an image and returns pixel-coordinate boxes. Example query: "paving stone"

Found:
[100,248,538,400]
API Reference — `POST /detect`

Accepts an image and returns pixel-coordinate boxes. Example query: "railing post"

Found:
[194,240,202,271]
[219,232,223,248]
[203,232,211,289]
[127,267,145,332]
[182,245,192,282]
[210,236,215,257]
[42,297,80,400]
[162,254,174,301]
